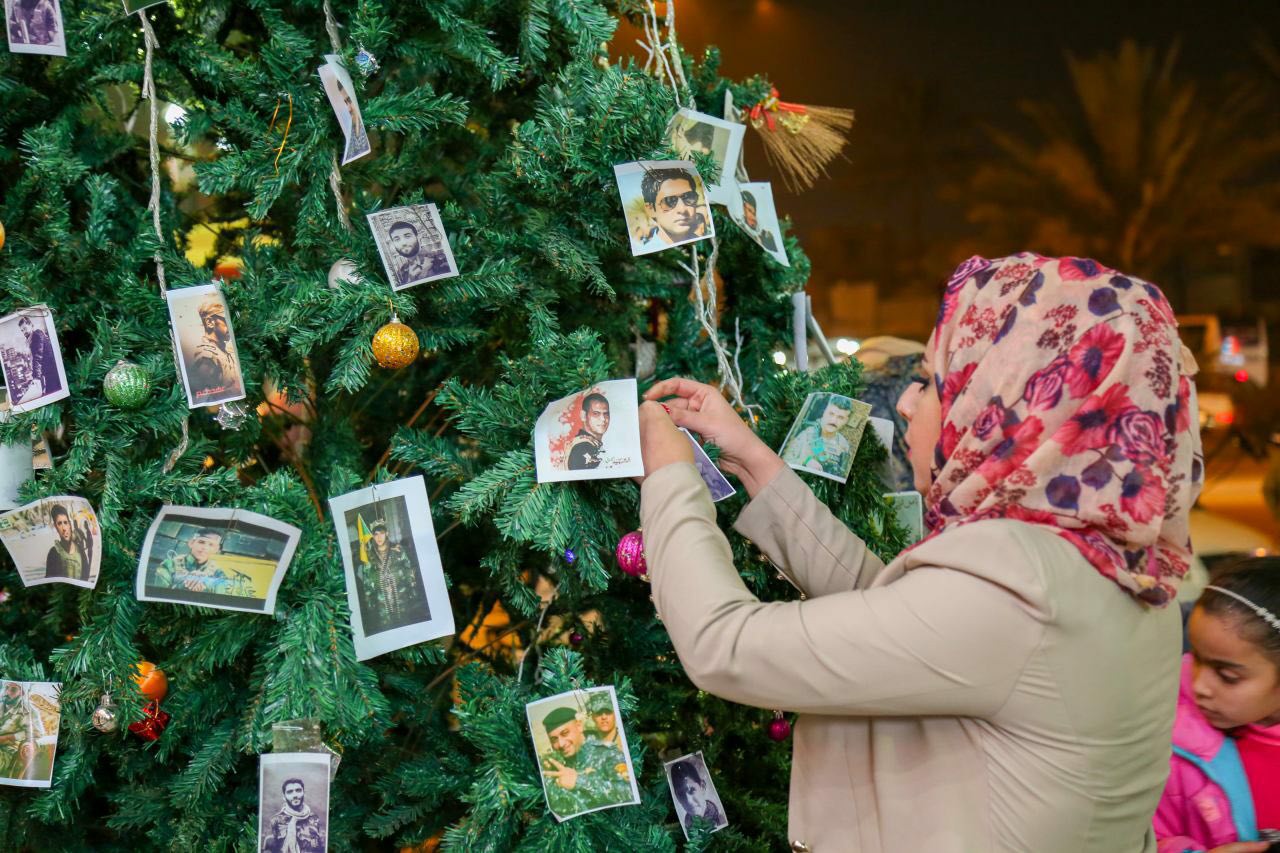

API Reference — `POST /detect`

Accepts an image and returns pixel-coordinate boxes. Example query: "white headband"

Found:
[1205,585,1280,634]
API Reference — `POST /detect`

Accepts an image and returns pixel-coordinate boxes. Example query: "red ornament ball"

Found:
[615,530,648,578]
[767,714,792,741]
[569,631,585,646]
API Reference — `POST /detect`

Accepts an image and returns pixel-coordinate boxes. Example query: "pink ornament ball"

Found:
[615,530,648,578]
[767,715,792,741]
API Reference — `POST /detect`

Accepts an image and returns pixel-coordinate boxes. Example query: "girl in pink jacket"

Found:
[1155,558,1280,853]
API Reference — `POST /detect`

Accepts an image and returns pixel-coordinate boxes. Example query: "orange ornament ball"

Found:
[133,661,168,702]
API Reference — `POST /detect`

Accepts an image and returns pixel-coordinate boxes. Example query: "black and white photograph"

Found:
[318,54,371,166]
[884,490,925,544]
[0,496,100,589]
[666,108,746,205]
[366,203,459,291]
[614,160,715,257]
[166,283,246,409]
[663,751,729,839]
[526,686,640,822]
[328,476,455,661]
[728,181,789,267]
[0,306,69,414]
[6,0,66,56]
[136,506,300,614]
[258,752,330,853]
[679,428,736,502]
[0,388,33,511]
[533,378,643,483]
[0,680,60,789]
[778,392,873,484]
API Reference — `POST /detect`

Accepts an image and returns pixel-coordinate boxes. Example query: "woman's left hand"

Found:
[637,401,694,480]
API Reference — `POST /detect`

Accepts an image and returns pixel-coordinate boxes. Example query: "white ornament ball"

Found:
[328,259,365,290]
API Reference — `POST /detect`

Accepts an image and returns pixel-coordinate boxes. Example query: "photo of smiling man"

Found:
[614,160,715,257]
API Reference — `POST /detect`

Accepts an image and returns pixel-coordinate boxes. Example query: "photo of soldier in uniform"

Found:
[729,181,790,267]
[366,203,459,291]
[0,496,100,589]
[136,506,300,614]
[533,378,643,483]
[318,54,370,166]
[614,160,715,257]
[329,476,455,661]
[0,680,60,789]
[666,108,745,204]
[166,283,246,409]
[0,306,70,414]
[526,686,640,822]
[663,751,729,839]
[779,392,873,484]
[258,752,330,853]
[6,0,66,57]
[679,427,737,502]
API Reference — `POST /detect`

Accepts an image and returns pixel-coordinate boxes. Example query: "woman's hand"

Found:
[638,401,694,478]
[644,378,784,497]
[1207,844,1272,853]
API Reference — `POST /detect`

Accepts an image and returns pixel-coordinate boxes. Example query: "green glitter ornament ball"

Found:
[103,360,151,409]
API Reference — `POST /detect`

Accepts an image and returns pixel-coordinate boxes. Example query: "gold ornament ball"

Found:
[0,220,5,251]
[372,316,420,369]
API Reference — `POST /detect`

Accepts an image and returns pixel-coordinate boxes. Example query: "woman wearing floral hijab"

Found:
[636,254,1203,852]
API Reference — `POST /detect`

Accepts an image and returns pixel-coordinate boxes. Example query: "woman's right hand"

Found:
[644,377,784,497]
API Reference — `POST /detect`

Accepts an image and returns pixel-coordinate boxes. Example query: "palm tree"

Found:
[961,41,1280,279]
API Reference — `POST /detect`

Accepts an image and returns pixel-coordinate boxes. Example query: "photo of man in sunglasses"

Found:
[638,167,709,251]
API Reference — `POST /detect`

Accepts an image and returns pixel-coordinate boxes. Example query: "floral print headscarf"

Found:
[922,253,1203,606]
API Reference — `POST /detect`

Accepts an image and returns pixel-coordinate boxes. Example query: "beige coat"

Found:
[641,462,1182,852]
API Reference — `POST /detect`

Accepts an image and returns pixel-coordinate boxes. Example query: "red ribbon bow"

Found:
[749,87,809,132]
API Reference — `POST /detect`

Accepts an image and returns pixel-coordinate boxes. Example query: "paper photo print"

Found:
[666,109,746,205]
[868,416,895,488]
[328,476,455,661]
[258,752,330,853]
[533,378,643,483]
[366,203,459,291]
[664,751,729,839]
[0,680,60,788]
[0,388,33,511]
[884,490,924,544]
[0,306,69,414]
[679,428,736,502]
[6,0,66,56]
[729,181,790,267]
[318,54,371,166]
[136,506,300,614]
[779,392,873,483]
[166,283,246,409]
[526,686,640,822]
[0,496,100,589]
[614,160,715,257]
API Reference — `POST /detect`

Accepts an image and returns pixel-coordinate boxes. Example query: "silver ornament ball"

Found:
[91,694,119,733]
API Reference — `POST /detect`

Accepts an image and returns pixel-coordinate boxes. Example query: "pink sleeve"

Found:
[1153,760,1206,853]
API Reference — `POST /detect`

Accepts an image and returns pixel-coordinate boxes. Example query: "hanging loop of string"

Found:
[268,92,293,175]
[139,13,166,293]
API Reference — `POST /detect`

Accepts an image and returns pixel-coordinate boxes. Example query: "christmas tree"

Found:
[0,0,905,848]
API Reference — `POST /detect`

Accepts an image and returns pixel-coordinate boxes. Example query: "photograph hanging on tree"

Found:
[728,181,790,267]
[0,388,33,511]
[0,496,101,589]
[366,203,459,291]
[526,686,639,822]
[0,305,69,414]
[666,108,746,204]
[165,283,246,408]
[679,427,736,502]
[5,0,66,57]
[258,752,330,853]
[0,680,60,789]
[868,416,895,488]
[779,392,873,483]
[882,490,924,544]
[613,160,715,257]
[328,476,455,661]
[318,54,371,166]
[663,751,729,839]
[121,0,167,14]
[533,378,643,483]
[135,506,301,614]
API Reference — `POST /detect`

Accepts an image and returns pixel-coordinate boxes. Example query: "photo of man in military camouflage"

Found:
[586,692,620,749]
[366,204,459,292]
[349,508,430,636]
[526,687,639,821]
[43,503,88,582]
[146,528,233,593]
[0,679,60,788]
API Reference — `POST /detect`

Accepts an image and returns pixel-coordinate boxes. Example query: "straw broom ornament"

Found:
[749,87,855,192]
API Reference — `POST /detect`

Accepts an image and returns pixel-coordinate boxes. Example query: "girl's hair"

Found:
[1199,556,1280,665]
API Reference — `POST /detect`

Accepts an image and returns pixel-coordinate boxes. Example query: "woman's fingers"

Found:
[645,377,711,402]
